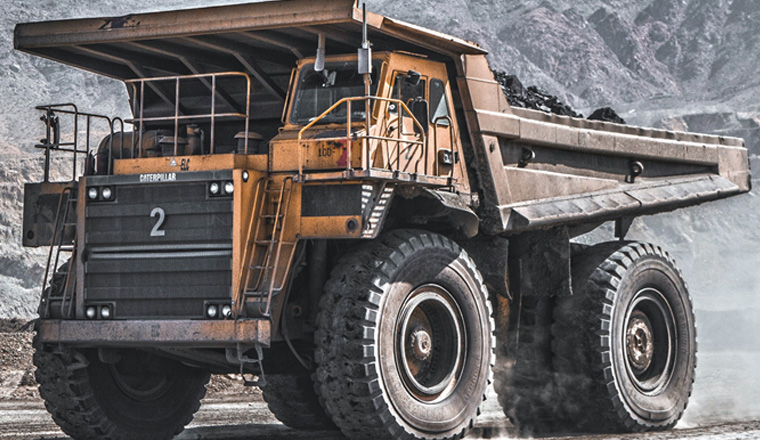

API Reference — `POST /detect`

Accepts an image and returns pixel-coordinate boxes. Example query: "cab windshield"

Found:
[289,60,380,125]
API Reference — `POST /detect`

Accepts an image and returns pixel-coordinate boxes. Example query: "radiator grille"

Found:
[84,181,233,319]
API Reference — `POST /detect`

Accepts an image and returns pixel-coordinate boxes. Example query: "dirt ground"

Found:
[2,319,760,440]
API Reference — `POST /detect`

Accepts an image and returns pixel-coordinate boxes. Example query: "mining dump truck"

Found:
[15,1,751,439]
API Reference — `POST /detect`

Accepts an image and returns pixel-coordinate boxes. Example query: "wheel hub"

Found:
[409,327,432,361]
[623,288,678,395]
[626,312,654,372]
[396,284,466,402]
[109,350,173,402]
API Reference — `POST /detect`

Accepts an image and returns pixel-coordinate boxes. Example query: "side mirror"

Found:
[321,70,337,88]
[410,98,429,135]
[405,70,422,86]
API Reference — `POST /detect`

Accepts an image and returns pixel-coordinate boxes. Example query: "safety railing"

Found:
[297,96,427,176]
[125,72,251,157]
[35,103,130,181]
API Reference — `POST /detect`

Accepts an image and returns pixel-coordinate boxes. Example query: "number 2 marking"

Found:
[150,207,166,237]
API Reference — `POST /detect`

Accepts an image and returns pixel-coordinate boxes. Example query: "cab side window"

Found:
[430,79,450,126]
[389,73,426,114]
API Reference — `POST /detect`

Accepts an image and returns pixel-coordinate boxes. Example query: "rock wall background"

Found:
[1,0,758,346]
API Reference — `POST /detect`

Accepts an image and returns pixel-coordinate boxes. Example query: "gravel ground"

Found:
[2,319,760,440]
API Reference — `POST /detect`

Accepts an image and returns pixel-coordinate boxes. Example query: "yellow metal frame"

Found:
[296,96,427,175]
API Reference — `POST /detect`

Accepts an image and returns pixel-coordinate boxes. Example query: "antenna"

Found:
[362,2,368,48]
[358,2,373,145]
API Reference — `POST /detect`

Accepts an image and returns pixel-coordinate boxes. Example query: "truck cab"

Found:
[273,51,468,191]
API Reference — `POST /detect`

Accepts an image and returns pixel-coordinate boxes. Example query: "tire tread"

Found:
[314,230,494,440]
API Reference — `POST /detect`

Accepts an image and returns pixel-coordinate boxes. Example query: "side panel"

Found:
[23,182,76,247]
[455,54,513,231]
[298,183,369,239]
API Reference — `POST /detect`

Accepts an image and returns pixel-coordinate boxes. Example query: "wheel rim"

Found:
[623,288,677,395]
[396,284,466,403]
[109,352,173,402]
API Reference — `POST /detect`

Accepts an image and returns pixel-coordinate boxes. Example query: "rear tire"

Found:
[493,295,563,436]
[552,241,696,432]
[261,373,335,430]
[314,230,494,440]
[33,335,210,440]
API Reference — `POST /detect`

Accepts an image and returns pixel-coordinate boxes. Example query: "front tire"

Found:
[553,241,697,432]
[314,230,494,440]
[34,337,210,440]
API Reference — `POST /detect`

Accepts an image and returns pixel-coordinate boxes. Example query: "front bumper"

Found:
[36,319,270,348]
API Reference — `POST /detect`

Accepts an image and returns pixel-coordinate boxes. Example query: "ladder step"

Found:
[254,240,296,246]
[245,288,284,296]
[58,246,74,252]
[245,292,268,298]
[261,214,283,219]
[249,265,274,270]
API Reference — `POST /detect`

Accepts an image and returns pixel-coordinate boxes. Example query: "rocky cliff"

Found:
[1,0,758,319]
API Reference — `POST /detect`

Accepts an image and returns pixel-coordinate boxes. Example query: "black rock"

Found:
[588,107,626,124]
[493,70,581,117]
[492,70,626,125]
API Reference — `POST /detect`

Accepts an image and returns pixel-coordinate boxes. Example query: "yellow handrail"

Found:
[296,96,427,175]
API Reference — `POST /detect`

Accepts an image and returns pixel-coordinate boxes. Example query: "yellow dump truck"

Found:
[16,1,750,439]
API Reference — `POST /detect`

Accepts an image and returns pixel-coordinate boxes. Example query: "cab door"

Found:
[380,71,427,174]
[429,77,458,178]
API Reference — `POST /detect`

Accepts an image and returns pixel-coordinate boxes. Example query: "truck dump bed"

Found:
[479,106,750,232]
[15,0,751,235]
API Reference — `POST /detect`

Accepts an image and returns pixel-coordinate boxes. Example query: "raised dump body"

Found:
[14,1,750,440]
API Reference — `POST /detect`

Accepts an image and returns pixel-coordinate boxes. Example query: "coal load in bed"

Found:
[493,71,625,125]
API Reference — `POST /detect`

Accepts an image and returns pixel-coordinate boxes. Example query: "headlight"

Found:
[209,182,220,195]
[88,188,98,200]
[101,187,112,200]
[221,305,232,318]
[86,306,97,319]
[100,305,111,319]
[207,304,218,318]
[224,181,234,195]
[242,171,249,182]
